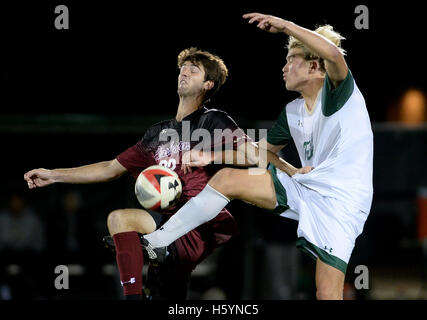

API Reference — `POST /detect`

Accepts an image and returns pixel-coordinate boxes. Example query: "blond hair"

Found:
[287,25,346,72]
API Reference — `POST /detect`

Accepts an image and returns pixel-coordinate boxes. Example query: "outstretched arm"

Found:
[182,141,312,176]
[24,159,127,189]
[257,139,313,176]
[243,12,348,87]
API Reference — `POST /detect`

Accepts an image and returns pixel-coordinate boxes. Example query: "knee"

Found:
[316,283,343,300]
[107,209,156,236]
[107,209,125,233]
[209,168,237,198]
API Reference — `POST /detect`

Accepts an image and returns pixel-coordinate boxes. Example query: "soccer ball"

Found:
[135,165,182,211]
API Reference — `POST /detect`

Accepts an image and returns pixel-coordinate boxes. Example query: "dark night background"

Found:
[1,0,427,302]
[2,0,426,120]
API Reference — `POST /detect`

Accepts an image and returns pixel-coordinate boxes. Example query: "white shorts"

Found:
[269,165,368,273]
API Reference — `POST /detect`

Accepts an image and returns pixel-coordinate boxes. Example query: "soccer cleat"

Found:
[142,287,153,301]
[103,235,116,253]
[140,236,169,266]
[102,234,169,266]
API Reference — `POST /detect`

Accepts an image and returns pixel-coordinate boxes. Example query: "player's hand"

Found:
[24,168,56,189]
[181,150,213,174]
[294,166,314,175]
[243,13,287,33]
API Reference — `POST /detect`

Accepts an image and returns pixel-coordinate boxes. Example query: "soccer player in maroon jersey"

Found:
[23,48,253,300]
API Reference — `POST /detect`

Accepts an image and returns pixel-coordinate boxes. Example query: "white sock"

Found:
[144,184,230,248]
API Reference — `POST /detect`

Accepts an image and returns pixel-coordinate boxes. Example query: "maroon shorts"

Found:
[145,209,238,299]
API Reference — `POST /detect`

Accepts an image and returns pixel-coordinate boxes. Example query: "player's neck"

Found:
[176,96,204,122]
[301,78,323,112]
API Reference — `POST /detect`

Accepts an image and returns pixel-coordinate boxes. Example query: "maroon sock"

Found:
[113,231,143,296]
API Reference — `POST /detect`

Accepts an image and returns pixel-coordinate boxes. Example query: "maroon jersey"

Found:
[116,106,249,246]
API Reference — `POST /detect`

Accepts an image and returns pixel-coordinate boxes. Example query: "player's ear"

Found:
[204,80,214,91]
[309,60,320,74]
[310,59,325,73]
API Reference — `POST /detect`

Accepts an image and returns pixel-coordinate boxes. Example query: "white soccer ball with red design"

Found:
[135,165,182,210]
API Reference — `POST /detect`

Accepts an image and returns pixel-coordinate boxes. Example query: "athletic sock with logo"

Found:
[113,231,143,298]
[144,184,230,248]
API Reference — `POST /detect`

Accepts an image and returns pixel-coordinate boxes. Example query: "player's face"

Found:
[178,61,207,97]
[282,48,312,92]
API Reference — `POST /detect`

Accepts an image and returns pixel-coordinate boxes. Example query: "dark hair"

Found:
[178,47,228,101]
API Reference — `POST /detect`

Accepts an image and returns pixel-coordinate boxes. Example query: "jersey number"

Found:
[159,159,176,170]
[303,140,314,161]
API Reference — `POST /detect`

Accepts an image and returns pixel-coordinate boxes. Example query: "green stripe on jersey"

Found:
[267,107,292,146]
[296,237,348,274]
[266,163,290,214]
[322,69,354,117]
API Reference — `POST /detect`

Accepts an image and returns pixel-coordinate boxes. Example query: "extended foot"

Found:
[140,236,168,266]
